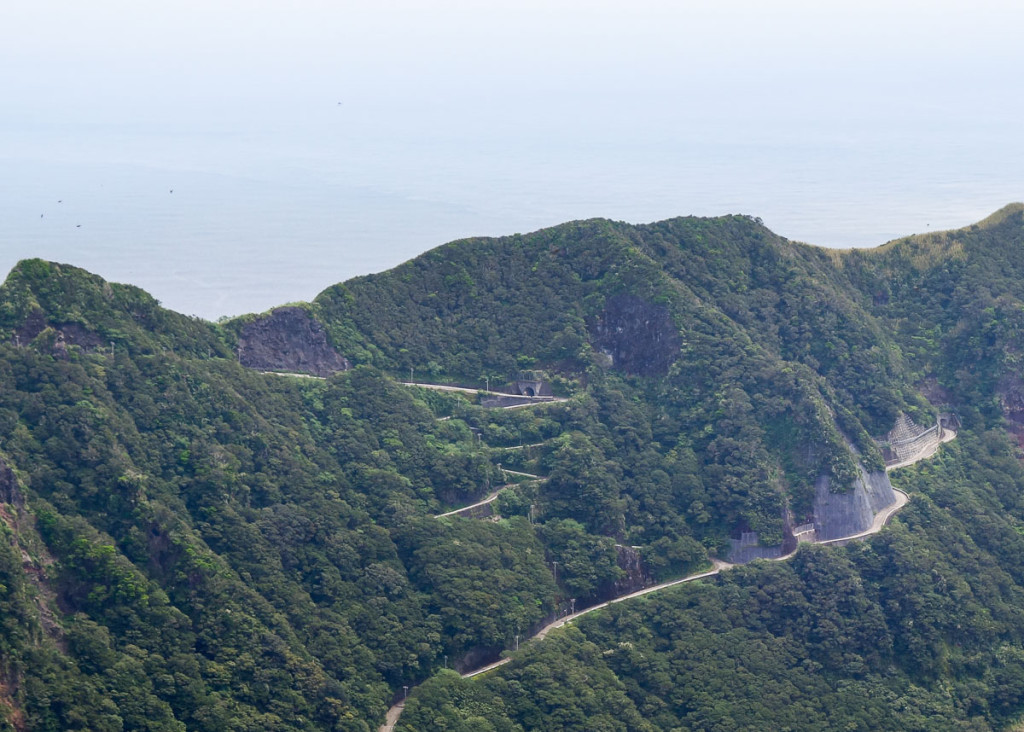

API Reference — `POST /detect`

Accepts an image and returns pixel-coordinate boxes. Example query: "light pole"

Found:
[515,634,520,651]
[403,685,408,702]
[570,598,576,615]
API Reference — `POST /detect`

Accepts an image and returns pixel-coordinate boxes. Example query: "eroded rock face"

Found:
[0,458,23,507]
[237,307,350,377]
[611,544,652,597]
[588,294,681,376]
[14,309,47,344]
[998,373,1024,424]
[15,309,105,351]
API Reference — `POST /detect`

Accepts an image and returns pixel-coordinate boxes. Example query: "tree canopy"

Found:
[1,205,1024,728]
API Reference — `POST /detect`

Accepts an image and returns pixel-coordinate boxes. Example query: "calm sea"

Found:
[2,113,1021,321]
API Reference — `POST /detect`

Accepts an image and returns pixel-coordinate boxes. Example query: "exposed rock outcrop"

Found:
[14,308,105,352]
[237,307,350,377]
[588,294,681,376]
[998,374,1024,424]
[14,308,47,344]
[611,544,652,597]
[0,458,23,507]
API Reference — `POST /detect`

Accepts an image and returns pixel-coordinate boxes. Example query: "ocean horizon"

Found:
[3,120,1020,322]
[4,3,1022,320]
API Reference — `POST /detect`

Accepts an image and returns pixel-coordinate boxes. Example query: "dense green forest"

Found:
[1,205,1024,729]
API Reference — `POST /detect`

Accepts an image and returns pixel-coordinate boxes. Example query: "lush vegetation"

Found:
[2,204,1024,729]
[402,430,1024,730]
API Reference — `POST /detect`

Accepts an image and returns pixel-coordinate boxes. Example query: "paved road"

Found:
[885,429,957,471]
[435,489,504,519]
[262,373,568,412]
[817,488,909,546]
[400,382,568,408]
[502,399,567,410]
[400,381,504,395]
[434,471,542,519]
[378,701,404,732]
[527,560,733,642]
[261,371,324,379]
[378,430,954,730]
[462,482,911,683]
[502,469,541,479]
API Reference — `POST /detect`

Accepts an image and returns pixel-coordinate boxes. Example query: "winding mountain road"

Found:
[379,430,953,730]
[434,473,543,519]
[434,489,505,519]
[400,382,568,408]
[261,372,566,408]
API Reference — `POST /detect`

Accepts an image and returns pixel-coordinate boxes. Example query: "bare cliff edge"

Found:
[236,306,350,377]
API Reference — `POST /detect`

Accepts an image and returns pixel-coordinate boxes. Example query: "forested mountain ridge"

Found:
[312,212,932,544]
[1,206,1024,729]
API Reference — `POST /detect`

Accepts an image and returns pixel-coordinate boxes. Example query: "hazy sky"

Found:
[2,1,1022,317]
[6,1,1019,114]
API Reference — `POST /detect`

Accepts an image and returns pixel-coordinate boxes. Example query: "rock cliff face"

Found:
[15,308,105,352]
[237,307,350,377]
[813,464,896,541]
[611,544,652,597]
[998,373,1024,425]
[0,458,23,507]
[588,294,681,376]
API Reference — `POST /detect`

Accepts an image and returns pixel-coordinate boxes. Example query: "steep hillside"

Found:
[841,203,1024,421]
[1,206,1024,729]
[312,214,929,547]
[0,264,557,729]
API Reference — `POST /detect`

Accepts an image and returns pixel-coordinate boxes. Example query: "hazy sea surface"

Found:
[2,112,1021,321]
